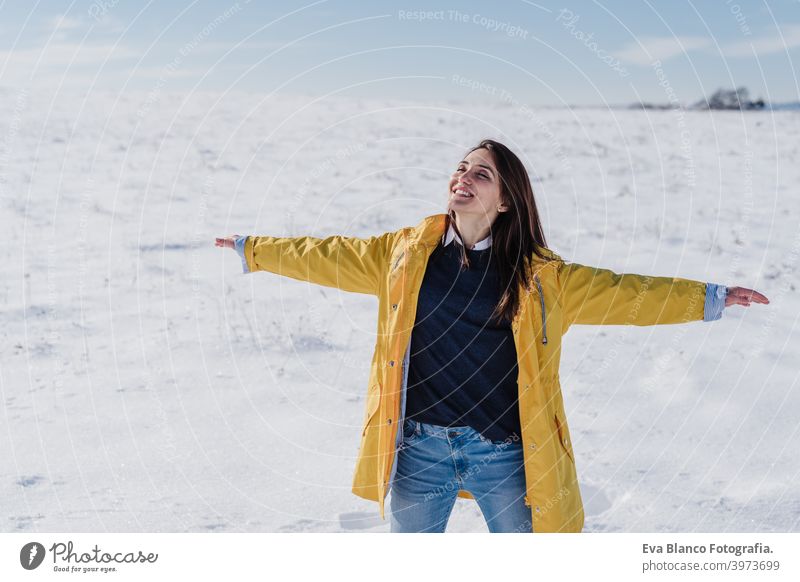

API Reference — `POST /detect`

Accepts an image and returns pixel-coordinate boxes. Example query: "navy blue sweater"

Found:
[405,238,521,443]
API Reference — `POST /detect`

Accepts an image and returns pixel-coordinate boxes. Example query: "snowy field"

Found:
[1,88,798,533]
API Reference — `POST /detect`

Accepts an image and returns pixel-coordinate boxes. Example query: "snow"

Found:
[1,87,798,532]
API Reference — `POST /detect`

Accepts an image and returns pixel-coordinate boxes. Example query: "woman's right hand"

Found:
[725,286,769,308]
[215,235,241,249]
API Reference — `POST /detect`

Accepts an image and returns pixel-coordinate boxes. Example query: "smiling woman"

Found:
[444,141,551,325]
[214,138,769,533]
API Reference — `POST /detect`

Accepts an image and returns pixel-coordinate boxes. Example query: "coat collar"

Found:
[409,214,562,264]
[442,222,492,250]
[410,214,449,250]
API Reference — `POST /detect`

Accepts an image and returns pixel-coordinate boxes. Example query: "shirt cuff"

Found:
[234,235,250,274]
[703,283,727,322]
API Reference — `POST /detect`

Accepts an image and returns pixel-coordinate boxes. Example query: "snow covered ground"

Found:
[1,87,798,532]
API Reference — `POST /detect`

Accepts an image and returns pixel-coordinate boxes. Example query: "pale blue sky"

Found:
[1,0,799,105]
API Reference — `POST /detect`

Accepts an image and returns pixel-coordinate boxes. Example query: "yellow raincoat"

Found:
[243,213,707,532]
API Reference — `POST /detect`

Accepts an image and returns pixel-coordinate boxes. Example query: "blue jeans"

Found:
[389,418,532,533]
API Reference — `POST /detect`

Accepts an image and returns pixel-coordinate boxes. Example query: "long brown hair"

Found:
[448,139,551,325]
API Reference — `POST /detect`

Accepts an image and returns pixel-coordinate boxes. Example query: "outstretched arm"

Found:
[558,261,769,331]
[215,231,397,296]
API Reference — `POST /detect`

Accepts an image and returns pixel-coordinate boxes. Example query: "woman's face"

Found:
[447,148,507,222]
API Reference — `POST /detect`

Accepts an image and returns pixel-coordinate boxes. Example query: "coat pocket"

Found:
[362,382,381,436]
[554,412,575,464]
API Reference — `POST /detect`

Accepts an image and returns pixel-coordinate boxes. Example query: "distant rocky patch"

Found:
[632,86,783,111]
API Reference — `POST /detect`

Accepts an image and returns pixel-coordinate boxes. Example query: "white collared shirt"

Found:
[442,223,492,250]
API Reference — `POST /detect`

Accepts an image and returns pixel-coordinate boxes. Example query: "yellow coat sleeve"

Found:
[557,261,706,330]
[243,231,396,296]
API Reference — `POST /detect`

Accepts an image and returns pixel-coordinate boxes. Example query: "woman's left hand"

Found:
[725,286,770,308]
[215,235,241,250]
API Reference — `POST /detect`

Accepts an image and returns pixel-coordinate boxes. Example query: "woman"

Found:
[215,139,768,533]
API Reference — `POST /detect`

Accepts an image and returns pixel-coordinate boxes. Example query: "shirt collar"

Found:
[442,223,492,250]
